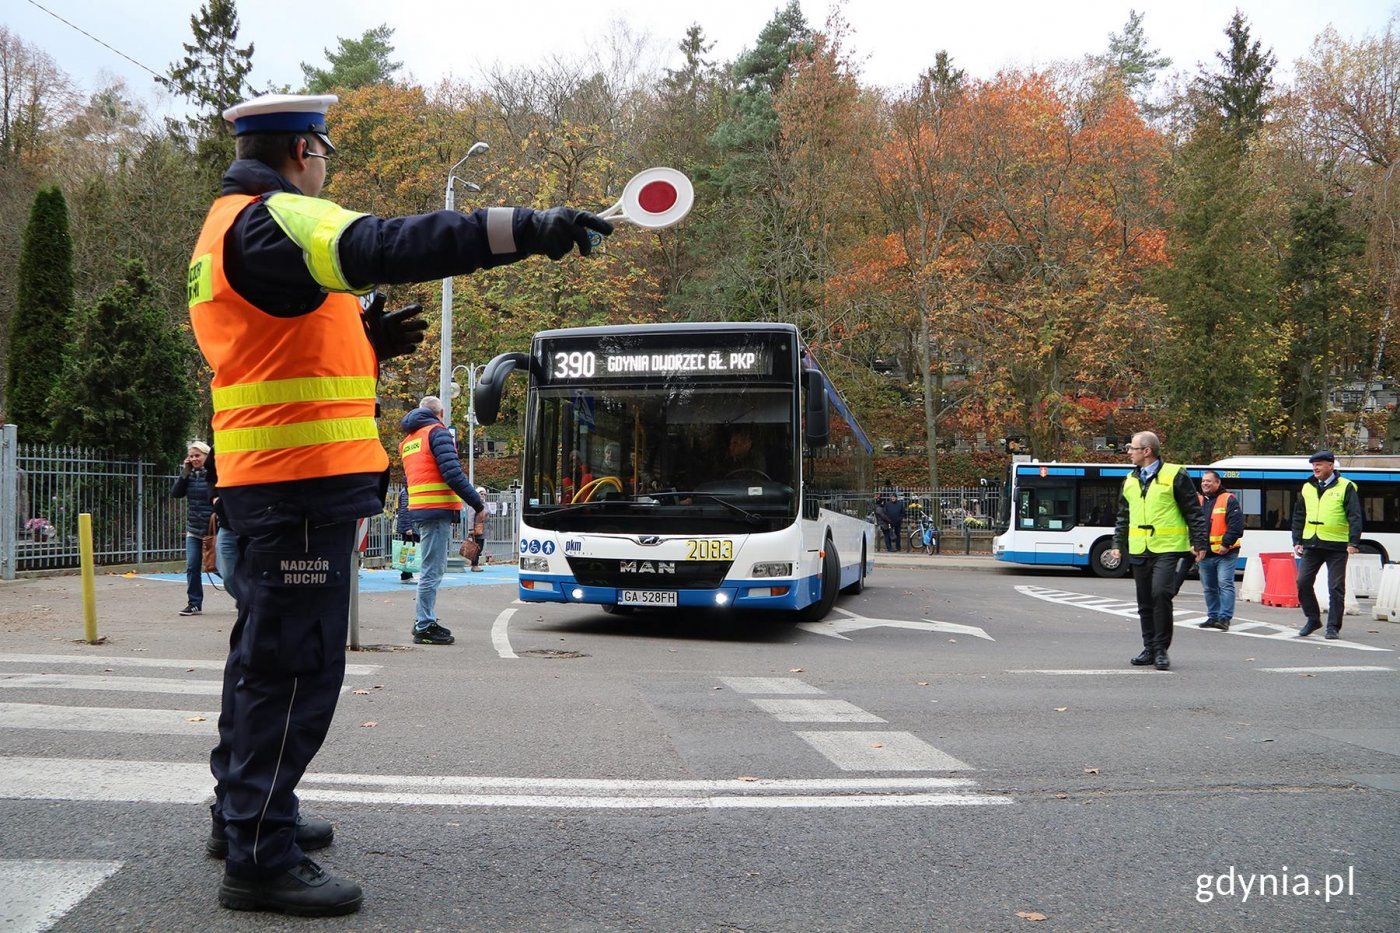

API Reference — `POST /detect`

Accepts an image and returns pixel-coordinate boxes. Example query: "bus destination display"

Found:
[544,345,773,382]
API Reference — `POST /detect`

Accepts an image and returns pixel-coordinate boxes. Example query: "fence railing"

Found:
[0,426,997,577]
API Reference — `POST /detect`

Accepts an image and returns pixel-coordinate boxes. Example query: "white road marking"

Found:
[0,757,1002,809]
[301,789,1009,808]
[796,731,973,771]
[0,653,379,675]
[0,859,122,933]
[0,702,217,734]
[1005,669,1151,676]
[747,698,886,723]
[719,677,825,695]
[491,608,518,659]
[0,673,223,695]
[1260,666,1396,674]
[1015,585,1390,652]
[798,608,994,642]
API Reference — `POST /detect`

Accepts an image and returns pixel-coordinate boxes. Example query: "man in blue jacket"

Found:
[400,397,486,645]
[171,441,214,616]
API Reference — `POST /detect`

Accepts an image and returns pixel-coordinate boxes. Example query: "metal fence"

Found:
[0,424,998,576]
[0,426,523,579]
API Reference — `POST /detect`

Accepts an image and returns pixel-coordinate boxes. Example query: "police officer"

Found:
[190,93,611,917]
[1108,432,1207,671]
[1292,450,1363,639]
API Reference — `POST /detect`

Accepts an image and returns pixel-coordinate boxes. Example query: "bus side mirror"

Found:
[804,369,829,448]
[474,352,530,426]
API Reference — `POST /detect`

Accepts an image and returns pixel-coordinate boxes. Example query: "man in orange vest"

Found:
[190,93,610,917]
[1196,470,1243,631]
[400,396,485,644]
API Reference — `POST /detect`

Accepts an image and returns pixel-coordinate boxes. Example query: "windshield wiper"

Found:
[648,491,765,524]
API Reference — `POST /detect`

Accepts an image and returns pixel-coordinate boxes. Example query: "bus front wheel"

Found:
[841,543,866,595]
[800,543,841,621]
[1089,538,1128,578]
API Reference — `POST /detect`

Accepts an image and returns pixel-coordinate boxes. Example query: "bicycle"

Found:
[908,512,938,554]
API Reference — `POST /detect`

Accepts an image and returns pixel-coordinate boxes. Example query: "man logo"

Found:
[619,561,675,574]
[638,535,662,546]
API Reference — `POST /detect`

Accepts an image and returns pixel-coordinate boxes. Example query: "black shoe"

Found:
[1216,618,1231,632]
[1130,649,1155,666]
[219,858,362,916]
[1297,620,1322,637]
[1324,629,1340,640]
[207,813,334,859]
[413,622,454,645]
[1198,617,1218,629]
[399,573,414,583]
[1154,650,1170,671]
[178,604,201,616]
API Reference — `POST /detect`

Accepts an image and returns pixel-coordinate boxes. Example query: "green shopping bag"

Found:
[392,538,421,573]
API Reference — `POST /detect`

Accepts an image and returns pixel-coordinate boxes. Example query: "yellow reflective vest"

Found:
[1300,477,1356,544]
[1122,463,1190,554]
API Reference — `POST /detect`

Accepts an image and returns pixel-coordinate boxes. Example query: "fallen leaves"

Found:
[361,721,378,728]
[187,716,207,723]
[1053,707,1068,712]
[788,668,804,673]
[1016,911,1048,922]
[1083,768,1099,775]
[351,689,371,695]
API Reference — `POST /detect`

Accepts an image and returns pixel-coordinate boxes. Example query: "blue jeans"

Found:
[184,534,204,609]
[216,527,242,605]
[415,518,450,627]
[1199,552,1237,621]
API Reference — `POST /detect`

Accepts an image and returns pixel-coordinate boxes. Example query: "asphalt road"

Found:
[0,561,1396,932]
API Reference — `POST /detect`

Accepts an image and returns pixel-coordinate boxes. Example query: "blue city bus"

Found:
[992,456,1400,576]
[473,322,875,619]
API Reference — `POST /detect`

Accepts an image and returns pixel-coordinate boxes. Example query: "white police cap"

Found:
[222,93,338,151]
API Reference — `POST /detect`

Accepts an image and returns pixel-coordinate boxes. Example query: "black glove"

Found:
[363,293,428,362]
[519,207,614,260]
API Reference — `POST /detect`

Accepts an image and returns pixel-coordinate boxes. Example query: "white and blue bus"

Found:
[473,322,875,619]
[992,455,1400,577]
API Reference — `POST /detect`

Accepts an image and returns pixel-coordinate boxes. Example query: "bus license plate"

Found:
[619,590,677,607]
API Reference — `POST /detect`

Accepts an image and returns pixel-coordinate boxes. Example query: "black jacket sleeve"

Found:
[1222,494,1244,549]
[1344,482,1365,546]
[428,426,485,512]
[1172,469,1209,550]
[1113,480,1131,552]
[1291,491,1307,546]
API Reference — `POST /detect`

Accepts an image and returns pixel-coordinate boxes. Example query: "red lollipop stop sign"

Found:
[596,167,694,234]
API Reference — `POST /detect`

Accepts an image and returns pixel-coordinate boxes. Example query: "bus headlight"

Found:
[750,562,793,578]
[521,556,550,571]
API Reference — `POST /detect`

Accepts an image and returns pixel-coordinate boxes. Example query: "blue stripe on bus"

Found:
[517,573,823,611]
[994,550,1088,567]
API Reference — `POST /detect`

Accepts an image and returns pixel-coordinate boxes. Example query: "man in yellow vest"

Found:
[1292,450,1363,639]
[400,396,485,644]
[1196,470,1243,631]
[190,93,611,917]
[1108,432,1207,671]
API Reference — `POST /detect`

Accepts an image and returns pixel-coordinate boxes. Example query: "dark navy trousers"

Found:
[209,517,355,878]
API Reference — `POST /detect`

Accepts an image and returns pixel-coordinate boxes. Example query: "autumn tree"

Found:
[951,73,1167,459]
[6,186,73,441]
[301,24,401,93]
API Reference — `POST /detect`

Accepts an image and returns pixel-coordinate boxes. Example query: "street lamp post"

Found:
[450,363,486,487]
[438,141,489,428]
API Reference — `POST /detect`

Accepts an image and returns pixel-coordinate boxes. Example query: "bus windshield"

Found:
[524,383,797,534]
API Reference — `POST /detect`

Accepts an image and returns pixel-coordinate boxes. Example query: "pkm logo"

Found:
[565,539,583,554]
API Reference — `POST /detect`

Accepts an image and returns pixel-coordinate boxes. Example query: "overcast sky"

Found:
[7,0,1396,118]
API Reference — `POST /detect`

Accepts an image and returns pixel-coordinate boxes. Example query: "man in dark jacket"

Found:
[400,398,486,645]
[1108,432,1207,671]
[885,496,906,552]
[192,93,610,917]
[1196,470,1244,631]
[1292,450,1364,639]
[171,441,214,616]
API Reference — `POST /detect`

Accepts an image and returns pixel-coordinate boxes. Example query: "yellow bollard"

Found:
[79,512,98,643]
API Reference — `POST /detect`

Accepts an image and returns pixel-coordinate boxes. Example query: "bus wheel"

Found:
[1089,539,1128,578]
[841,544,866,595]
[800,544,841,621]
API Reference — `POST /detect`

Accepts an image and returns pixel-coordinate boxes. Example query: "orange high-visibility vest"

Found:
[187,194,386,486]
[400,424,463,511]
[1203,492,1239,554]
